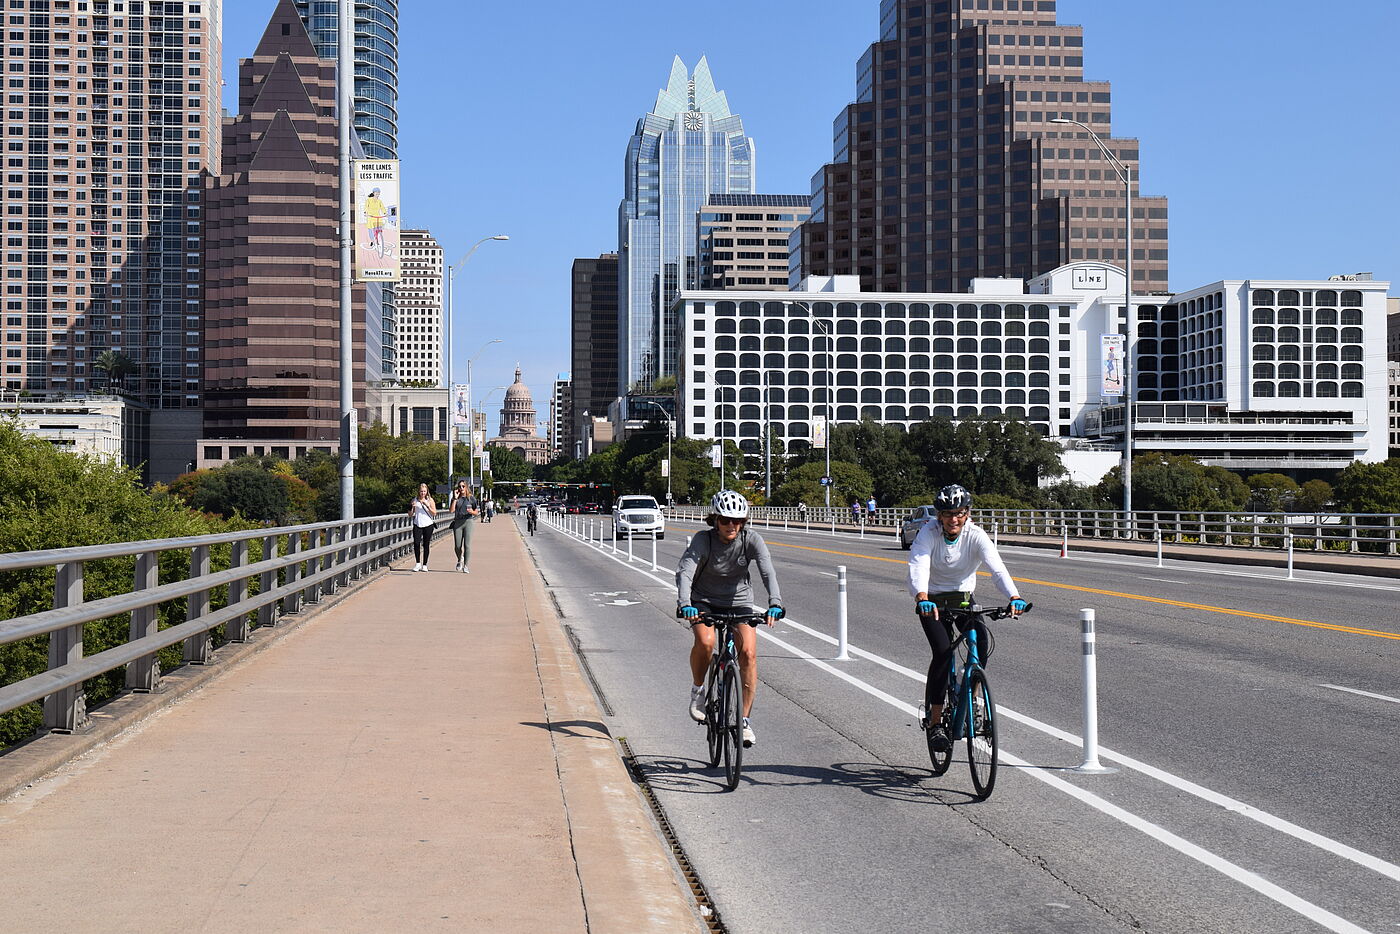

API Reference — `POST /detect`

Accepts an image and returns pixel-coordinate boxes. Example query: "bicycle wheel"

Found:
[966,669,998,800]
[926,703,954,776]
[721,664,744,790]
[705,670,723,768]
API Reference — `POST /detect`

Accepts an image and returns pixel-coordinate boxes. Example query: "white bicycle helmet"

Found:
[710,489,750,520]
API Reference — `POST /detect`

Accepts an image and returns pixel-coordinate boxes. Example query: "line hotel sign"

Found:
[353,159,401,282]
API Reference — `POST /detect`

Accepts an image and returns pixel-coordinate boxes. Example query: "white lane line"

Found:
[545,521,1400,890]
[1142,577,1188,584]
[777,616,1400,887]
[1320,684,1400,706]
[757,628,1375,934]
[818,571,837,578]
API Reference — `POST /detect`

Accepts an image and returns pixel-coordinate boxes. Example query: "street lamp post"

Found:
[1052,118,1134,523]
[336,0,354,520]
[789,300,836,507]
[463,339,503,494]
[445,235,508,487]
[639,399,674,507]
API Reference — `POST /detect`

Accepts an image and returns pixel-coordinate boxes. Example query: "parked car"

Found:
[899,504,938,550]
[613,494,665,540]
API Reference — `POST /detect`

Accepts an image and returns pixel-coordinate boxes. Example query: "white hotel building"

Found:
[675,264,1390,474]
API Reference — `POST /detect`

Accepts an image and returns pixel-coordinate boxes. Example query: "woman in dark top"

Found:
[447,480,479,573]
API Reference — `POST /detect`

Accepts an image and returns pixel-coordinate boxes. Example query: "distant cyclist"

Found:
[907,484,1028,752]
[676,490,784,748]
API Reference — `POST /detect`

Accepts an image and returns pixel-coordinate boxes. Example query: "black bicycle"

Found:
[691,610,761,790]
[924,602,1031,801]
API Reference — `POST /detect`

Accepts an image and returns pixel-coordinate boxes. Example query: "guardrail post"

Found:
[225,540,251,643]
[126,550,163,691]
[283,533,302,616]
[183,545,213,665]
[258,534,278,628]
[43,560,89,733]
[835,565,850,661]
[306,530,323,604]
[1075,609,1113,774]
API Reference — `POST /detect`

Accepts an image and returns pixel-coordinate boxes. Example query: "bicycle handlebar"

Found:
[943,601,1033,621]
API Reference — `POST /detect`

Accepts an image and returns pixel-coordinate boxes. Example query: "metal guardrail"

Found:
[665,505,1400,556]
[0,513,452,735]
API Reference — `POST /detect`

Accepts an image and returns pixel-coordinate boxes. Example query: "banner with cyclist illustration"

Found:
[452,383,471,427]
[1101,334,1125,396]
[353,159,401,281]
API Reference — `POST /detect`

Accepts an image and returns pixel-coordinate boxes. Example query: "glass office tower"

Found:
[618,56,756,391]
[293,0,399,159]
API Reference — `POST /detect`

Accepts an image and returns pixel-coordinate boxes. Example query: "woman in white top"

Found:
[907,484,1027,752]
[408,483,438,571]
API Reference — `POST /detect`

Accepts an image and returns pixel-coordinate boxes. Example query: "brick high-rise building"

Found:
[199,0,379,468]
[0,0,224,479]
[570,253,618,456]
[794,0,1169,294]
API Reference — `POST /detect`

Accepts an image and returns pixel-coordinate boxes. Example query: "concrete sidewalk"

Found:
[0,517,702,933]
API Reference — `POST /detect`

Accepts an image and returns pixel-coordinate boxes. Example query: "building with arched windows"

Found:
[676,266,1390,478]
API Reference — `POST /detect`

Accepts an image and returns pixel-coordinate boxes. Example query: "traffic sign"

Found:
[820,476,831,486]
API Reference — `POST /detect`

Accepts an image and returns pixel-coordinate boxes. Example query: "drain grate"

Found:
[617,737,727,933]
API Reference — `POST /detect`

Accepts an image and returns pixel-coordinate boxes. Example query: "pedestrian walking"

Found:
[447,479,479,573]
[408,483,437,572]
[797,501,808,523]
[484,499,495,523]
[867,496,877,516]
[851,500,862,524]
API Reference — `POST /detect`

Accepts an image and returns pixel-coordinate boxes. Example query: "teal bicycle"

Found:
[925,602,1031,800]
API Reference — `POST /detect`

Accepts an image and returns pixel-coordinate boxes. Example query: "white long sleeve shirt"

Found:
[907,519,1018,600]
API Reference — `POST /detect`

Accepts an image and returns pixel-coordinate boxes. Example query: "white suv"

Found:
[613,495,665,540]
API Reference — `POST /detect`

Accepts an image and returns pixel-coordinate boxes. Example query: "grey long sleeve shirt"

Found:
[676,527,783,610]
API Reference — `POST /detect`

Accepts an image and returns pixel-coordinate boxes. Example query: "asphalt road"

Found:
[522,511,1400,934]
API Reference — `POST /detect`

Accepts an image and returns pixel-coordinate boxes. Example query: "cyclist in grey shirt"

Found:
[676,490,784,748]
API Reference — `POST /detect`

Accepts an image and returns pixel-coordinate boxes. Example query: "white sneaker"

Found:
[413,563,422,572]
[741,718,756,748]
[462,565,470,574]
[454,561,462,571]
[688,685,706,723]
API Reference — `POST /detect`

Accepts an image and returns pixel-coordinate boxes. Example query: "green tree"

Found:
[771,460,872,507]
[1296,479,1334,513]
[1246,473,1301,512]
[1333,459,1400,513]
[181,466,291,522]
[1097,454,1248,513]
[828,418,929,506]
[92,349,137,394]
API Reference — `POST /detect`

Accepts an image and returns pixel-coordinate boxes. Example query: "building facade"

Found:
[676,267,1389,473]
[618,56,756,390]
[548,372,571,461]
[794,0,1169,295]
[371,385,448,441]
[5,391,148,470]
[488,366,549,465]
[697,194,812,290]
[199,0,378,469]
[395,229,443,384]
[293,0,398,160]
[0,0,223,479]
[570,253,619,455]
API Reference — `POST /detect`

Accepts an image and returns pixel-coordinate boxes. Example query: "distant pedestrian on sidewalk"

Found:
[851,500,862,524]
[867,496,877,517]
[408,483,437,572]
[448,479,479,573]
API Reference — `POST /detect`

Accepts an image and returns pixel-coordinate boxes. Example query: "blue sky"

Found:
[223,0,1399,435]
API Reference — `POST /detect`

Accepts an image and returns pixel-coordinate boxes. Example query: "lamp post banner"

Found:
[452,384,471,426]
[480,450,491,472]
[1101,334,1125,397]
[472,430,485,458]
[811,414,828,449]
[710,444,723,469]
[353,160,401,281]
[660,458,670,478]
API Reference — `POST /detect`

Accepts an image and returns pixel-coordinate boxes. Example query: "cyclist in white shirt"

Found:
[907,484,1028,752]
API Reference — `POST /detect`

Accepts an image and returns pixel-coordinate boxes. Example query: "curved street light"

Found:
[445,235,508,486]
[1051,117,1134,522]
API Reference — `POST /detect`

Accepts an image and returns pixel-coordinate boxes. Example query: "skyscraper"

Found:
[396,229,444,384]
[571,253,619,454]
[696,194,812,290]
[794,0,1168,294]
[200,0,378,467]
[0,0,224,478]
[293,0,399,159]
[618,56,755,391]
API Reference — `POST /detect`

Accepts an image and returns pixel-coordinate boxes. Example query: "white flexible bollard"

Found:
[1287,532,1295,580]
[1156,530,1163,568]
[1075,608,1114,774]
[651,534,659,572]
[993,520,999,546]
[1060,522,1069,559]
[612,523,618,554]
[835,565,850,660]
[627,531,634,562]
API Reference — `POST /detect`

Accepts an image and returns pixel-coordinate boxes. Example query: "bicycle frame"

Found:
[944,625,983,740]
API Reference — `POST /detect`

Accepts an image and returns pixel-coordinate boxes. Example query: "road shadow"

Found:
[633,753,982,802]
[518,719,612,739]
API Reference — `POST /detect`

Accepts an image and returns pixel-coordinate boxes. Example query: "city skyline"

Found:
[217,0,1399,437]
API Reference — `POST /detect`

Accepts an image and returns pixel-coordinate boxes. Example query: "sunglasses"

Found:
[716,516,744,526]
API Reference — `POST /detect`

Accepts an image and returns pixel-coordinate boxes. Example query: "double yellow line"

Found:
[765,538,1400,642]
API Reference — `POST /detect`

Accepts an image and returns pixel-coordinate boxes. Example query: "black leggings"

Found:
[413,524,432,564]
[919,596,982,709]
